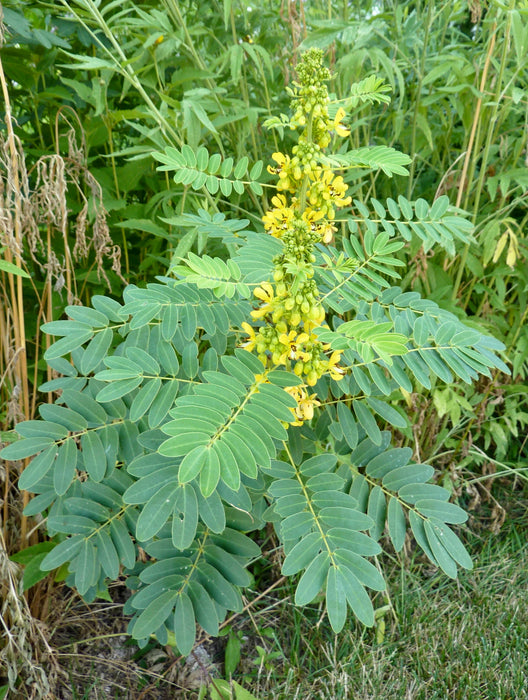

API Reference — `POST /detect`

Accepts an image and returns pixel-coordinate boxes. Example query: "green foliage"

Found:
[326,147,412,178]
[1,210,506,650]
[153,146,264,197]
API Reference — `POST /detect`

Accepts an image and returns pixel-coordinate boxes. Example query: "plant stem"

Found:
[450,23,497,300]
[406,0,434,198]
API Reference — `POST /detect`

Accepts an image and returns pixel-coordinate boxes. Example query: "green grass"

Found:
[41,513,528,699]
[231,523,528,700]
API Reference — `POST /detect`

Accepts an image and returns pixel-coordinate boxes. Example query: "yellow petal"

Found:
[334,107,350,137]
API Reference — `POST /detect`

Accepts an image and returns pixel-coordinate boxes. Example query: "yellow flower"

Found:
[309,304,325,326]
[251,282,276,319]
[262,194,295,238]
[240,322,257,352]
[298,390,320,420]
[268,152,296,192]
[320,222,337,244]
[302,207,325,225]
[326,350,345,381]
[333,107,350,138]
[285,386,321,425]
[253,282,274,303]
[276,330,311,365]
[268,152,289,177]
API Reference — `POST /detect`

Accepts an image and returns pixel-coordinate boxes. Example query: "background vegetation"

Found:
[1,1,527,698]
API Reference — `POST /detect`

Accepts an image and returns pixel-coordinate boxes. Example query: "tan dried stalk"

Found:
[0,47,32,545]
[0,529,55,699]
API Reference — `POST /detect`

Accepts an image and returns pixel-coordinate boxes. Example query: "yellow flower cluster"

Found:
[241,49,351,425]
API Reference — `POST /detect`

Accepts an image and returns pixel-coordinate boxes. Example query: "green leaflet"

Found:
[110,518,136,570]
[53,438,78,495]
[349,475,370,511]
[306,473,345,492]
[366,447,413,479]
[409,510,437,564]
[148,380,180,428]
[326,528,381,557]
[136,483,180,541]
[427,518,473,570]
[124,465,179,504]
[424,520,458,579]
[319,507,373,531]
[366,397,408,429]
[244,403,288,441]
[199,446,221,497]
[66,305,109,327]
[214,440,240,492]
[40,535,84,571]
[353,401,381,445]
[172,484,199,550]
[96,530,120,580]
[129,378,162,422]
[204,544,251,587]
[173,593,196,656]
[382,463,435,490]
[41,320,93,336]
[74,539,98,595]
[312,492,358,510]
[334,549,385,591]
[80,328,114,375]
[367,486,387,541]
[65,497,110,522]
[0,436,55,460]
[15,420,68,440]
[222,432,258,478]
[159,432,211,458]
[187,580,219,637]
[337,402,358,450]
[266,370,303,387]
[44,331,94,361]
[48,514,96,536]
[326,565,347,633]
[230,419,273,466]
[131,576,182,611]
[295,552,330,606]
[196,489,226,533]
[96,377,143,403]
[132,590,178,640]
[280,511,315,541]
[178,445,208,483]
[281,532,323,576]
[139,557,193,584]
[195,561,242,611]
[60,389,108,425]
[300,454,337,477]
[398,483,450,504]
[210,528,261,559]
[81,431,106,482]
[415,499,468,524]
[17,445,57,491]
[338,564,375,626]
[387,498,406,552]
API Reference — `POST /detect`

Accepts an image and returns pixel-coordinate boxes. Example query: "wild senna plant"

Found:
[1,49,508,653]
